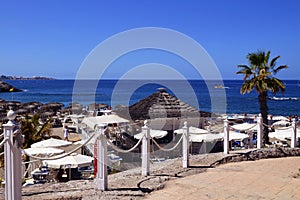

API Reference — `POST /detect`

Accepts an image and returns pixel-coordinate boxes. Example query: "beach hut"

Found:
[116,88,209,130]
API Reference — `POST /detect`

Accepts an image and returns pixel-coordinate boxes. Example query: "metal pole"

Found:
[3,109,22,200]
[95,124,108,190]
[257,114,263,149]
[142,120,150,176]
[223,117,229,154]
[182,121,189,168]
[291,120,297,148]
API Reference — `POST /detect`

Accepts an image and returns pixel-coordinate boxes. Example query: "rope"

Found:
[0,133,4,140]
[262,123,273,128]
[23,133,96,161]
[0,137,9,148]
[0,152,4,156]
[151,134,183,152]
[107,137,143,153]
[273,126,293,131]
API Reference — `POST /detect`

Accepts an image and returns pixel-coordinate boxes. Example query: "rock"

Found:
[0,80,22,92]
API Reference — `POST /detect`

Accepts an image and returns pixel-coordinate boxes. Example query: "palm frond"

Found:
[273,65,288,74]
[270,55,280,68]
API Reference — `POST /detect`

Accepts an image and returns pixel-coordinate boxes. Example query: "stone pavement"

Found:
[145,157,300,200]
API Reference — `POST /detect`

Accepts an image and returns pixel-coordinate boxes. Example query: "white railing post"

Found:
[142,120,150,176]
[223,117,229,154]
[257,114,263,149]
[3,109,22,200]
[291,120,297,148]
[182,121,189,168]
[95,124,108,191]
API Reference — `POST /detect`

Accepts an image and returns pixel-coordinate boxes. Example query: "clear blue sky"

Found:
[0,0,299,79]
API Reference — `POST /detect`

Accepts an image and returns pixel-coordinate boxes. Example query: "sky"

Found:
[0,0,300,80]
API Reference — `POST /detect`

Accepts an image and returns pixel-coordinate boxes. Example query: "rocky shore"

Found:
[1,147,299,200]
[0,80,22,92]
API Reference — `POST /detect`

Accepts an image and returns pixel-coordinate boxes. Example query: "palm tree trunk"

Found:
[258,91,269,144]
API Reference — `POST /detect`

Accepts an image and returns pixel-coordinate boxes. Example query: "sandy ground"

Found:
[146,157,300,200]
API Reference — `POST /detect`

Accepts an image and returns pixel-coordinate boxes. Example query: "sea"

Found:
[1,79,299,116]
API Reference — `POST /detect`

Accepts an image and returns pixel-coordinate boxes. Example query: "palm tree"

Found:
[21,113,51,149]
[21,113,51,177]
[236,50,288,144]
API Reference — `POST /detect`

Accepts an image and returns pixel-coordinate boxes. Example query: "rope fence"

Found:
[151,134,183,152]
[0,137,9,148]
[106,137,143,153]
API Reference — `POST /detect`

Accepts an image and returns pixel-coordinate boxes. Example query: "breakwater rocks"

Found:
[1,148,299,200]
[0,80,22,92]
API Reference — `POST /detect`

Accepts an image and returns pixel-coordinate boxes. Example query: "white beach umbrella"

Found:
[272,120,291,127]
[218,131,249,141]
[174,126,209,134]
[43,153,94,169]
[31,138,72,148]
[231,123,257,132]
[134,129,168,140]
[269,127,300,141]
[24,147,64,156]
[189,133,223,143]
[82,114,129,129]
[269,116,289,121]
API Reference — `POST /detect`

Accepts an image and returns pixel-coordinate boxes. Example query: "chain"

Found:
[23,133,96,161]
[151,134,183,152]
[106,137,143,153]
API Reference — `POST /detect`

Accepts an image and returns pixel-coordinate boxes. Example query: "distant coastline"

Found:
[0,75,55,80]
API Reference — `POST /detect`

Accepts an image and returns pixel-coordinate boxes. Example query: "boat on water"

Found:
[214,85,229,89]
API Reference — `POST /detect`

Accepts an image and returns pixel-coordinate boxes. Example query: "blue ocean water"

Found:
[1,79,299,116]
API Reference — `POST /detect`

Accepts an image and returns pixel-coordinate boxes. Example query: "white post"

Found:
[142,120,150,176]
[3,109,22,200]
[95,124,108,190]
[182,121,189,168]
[223,117,229,154]
[257,114,263,149]
[291,120,297,148]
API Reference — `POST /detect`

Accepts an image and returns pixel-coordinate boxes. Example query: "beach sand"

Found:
[146,157,300,200]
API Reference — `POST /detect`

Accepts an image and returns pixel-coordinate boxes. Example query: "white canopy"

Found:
[231,123,257,131]
[269,115,289,121]
[24,147,64,156]
[174,126,209,134]
[218,131,249,141]
[134,129,168,140]
[43,153,94,169]
[272,120,291,127]
[82,115,129,129]
[189,133,223,143]
[269,127,300,141]
[31,138,72,148]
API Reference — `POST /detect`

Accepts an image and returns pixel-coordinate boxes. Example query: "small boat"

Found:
[214,85,229,89]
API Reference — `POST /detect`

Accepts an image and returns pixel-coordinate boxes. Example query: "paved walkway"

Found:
[146,157,300,200]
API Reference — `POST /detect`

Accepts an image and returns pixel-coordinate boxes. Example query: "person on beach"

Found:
[64,125,69,141]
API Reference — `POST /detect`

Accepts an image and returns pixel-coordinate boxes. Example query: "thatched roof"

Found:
[117,88,210,121]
